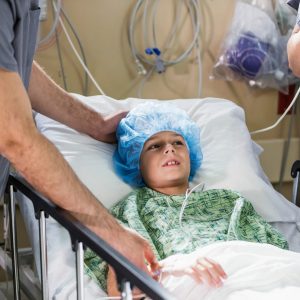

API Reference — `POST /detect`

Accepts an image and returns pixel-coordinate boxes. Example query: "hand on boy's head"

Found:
[96,110,128,143]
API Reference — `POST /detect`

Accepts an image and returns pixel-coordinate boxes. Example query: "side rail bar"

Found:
[291,160,300,206]
[7,174,175,300]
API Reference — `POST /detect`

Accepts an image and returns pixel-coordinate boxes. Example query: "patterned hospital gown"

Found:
[84,188,288,291]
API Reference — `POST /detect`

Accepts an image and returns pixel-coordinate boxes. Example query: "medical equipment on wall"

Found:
[276,0,299,35]
[38,0,93,96]
[128,0,210,98]
[211,0,298,93]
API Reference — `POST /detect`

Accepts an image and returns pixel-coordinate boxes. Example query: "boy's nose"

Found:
[164,144,175,154]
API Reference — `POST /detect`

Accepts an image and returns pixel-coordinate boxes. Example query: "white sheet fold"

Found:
[161,241,300,300]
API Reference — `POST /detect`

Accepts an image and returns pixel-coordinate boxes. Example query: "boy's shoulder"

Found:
[193,188,243,199]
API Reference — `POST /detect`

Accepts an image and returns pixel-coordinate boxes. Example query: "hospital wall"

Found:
[35,0,299,194]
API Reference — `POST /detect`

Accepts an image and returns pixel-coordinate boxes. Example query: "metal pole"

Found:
[9,185,20,300]
[76,241,84,300]
[39,211,49,300]
[121,281,133,300]
[293,173,299,205]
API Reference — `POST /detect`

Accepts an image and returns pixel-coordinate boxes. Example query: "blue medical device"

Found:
[145,47,165,73]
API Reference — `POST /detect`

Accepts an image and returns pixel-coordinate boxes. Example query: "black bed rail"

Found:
[291,160,300,206]
[7,173,175,300]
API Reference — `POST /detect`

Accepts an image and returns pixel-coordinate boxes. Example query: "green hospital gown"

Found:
[84,188,288,291]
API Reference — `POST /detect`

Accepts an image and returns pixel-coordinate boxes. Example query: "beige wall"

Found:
[35,0,299,167]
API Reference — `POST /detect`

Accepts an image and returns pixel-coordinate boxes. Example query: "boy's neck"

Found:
[152,183,189,196]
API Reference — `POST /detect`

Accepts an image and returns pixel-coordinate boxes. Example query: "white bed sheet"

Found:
[17,95,300,299]
[160,241,300,300]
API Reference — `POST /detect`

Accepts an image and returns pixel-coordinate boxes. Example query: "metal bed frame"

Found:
[291,160,300,207]
[0,173,175,300]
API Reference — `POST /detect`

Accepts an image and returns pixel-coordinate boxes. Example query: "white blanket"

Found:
[161,241,300,300]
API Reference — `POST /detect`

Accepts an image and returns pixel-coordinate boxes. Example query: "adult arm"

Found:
[287,24,300,77]
[0,69,156,273]
[28,61,126,143]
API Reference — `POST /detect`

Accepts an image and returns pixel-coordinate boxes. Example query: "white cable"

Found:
[130,2,200,66]
[142,0,150,50]
[179,182,205,229]
[190,0,203,97]
[52,2,107,96]
[131,0,203,97]
[137,67,155,98]
[39,0,62,45]
[250,85,300,135]
[151,0,160,48]
[59,17,107,95]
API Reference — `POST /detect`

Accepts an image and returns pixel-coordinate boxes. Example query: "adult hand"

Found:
[159,254,227,287]
[105,227,159,296]
[95,111,128,143]
[112,227,159,276]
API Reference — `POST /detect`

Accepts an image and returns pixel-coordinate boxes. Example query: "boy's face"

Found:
[140,131,190,194]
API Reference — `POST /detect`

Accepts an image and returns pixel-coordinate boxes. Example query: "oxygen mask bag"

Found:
[211,0,298,93]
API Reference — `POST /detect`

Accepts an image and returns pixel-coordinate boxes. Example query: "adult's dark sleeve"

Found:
[0,1,18,72]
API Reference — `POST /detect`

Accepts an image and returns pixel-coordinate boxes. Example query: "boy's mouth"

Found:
[162,160,180,167]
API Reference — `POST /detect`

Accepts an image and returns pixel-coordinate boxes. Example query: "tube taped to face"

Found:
[211,0,298,93]
[113,102,202,187]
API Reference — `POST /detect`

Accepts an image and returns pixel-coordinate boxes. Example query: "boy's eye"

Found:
[148,144,160,150]
[173,140,184,146]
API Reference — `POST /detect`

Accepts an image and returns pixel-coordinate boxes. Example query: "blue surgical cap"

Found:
[113,102,202,187]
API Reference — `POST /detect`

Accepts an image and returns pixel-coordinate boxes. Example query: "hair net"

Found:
[113,102,202,187]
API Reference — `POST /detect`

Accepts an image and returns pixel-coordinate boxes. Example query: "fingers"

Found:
[100,111,128,143]
[144,242,159,271]
[205,257,227,279]
[123,230,158,278]
[193,257,227,287]
[104,110,128,131]
[101,132,117,144]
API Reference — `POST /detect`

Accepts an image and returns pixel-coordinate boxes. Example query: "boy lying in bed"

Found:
[84,102,288,297]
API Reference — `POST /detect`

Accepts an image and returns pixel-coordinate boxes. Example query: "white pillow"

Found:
[35,94,300,222]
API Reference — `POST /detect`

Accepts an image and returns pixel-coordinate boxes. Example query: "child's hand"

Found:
[159,254,227,287]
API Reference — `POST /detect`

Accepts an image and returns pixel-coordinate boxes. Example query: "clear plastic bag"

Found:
[211,0,298,93]
[276,0,298,35]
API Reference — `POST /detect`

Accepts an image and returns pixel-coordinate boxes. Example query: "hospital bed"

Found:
[1,95,300,299]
